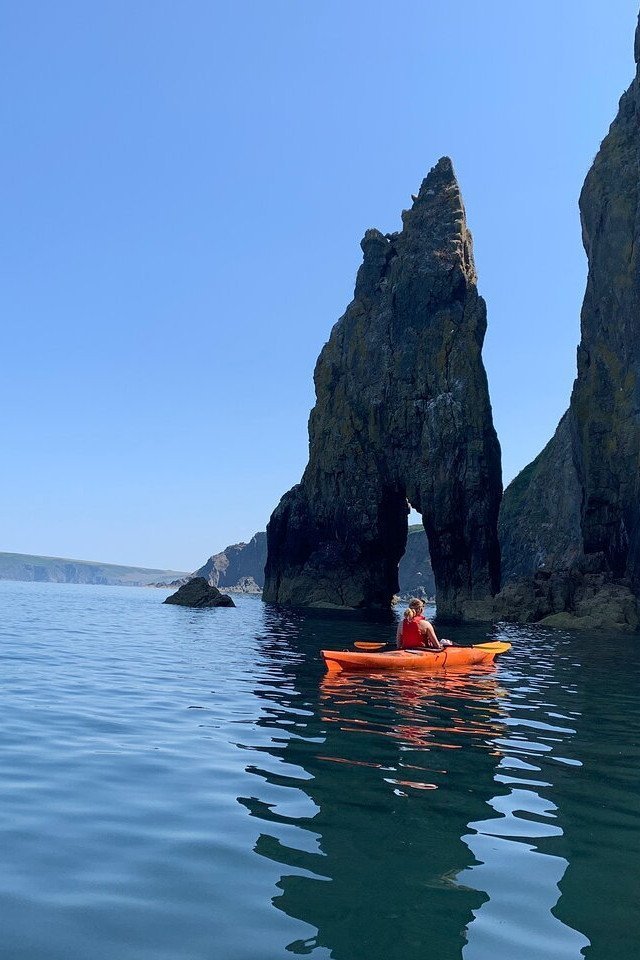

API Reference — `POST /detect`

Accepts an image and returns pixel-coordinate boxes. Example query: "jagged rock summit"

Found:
[264,158,502,618]
[498,11,640,630]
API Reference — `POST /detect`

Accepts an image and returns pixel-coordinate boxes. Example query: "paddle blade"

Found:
[354,641,387,651]
[474,642,511,654]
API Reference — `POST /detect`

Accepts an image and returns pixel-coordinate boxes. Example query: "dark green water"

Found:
[0,581,638,958]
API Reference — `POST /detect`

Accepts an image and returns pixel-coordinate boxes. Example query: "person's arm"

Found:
[420,620,441,649]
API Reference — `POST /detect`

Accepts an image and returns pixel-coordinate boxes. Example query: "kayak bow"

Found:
[321,642,511,674]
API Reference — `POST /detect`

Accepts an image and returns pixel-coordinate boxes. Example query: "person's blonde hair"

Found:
[403,607,416,621]
[409,598,424,612]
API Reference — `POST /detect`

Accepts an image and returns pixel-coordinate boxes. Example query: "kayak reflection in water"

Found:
[396,598,453,651]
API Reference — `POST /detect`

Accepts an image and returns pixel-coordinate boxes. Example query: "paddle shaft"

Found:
[354,639,510,653]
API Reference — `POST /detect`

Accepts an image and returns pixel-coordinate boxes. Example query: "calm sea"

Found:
[0,580,638,959]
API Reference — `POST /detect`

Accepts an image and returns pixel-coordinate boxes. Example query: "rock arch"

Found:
[263,158,502,618]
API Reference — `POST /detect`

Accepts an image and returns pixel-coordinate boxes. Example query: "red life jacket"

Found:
[400,617,424,649]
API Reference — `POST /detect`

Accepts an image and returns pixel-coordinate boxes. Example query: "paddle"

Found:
[354,639,511,652]
[473,641,511,652]
[355,639,456,651]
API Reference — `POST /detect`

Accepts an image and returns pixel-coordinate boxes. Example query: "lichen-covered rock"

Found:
[163,577,235,607]
[264,158,502,618]
[221,576,262,594]
[498,13,640,630]
[493,567,639,633]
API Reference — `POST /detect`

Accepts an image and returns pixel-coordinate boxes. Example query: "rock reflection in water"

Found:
[457,633,591,960]
[239,611,512,960]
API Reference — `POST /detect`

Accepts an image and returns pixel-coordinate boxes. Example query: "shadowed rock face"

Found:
[499,412,583,584]
[573,19,640,585]
[264,158,502,618]
[499,13,640,628]
[163,578,235,607]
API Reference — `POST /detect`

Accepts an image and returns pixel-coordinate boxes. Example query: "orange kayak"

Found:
[321,642,511,674]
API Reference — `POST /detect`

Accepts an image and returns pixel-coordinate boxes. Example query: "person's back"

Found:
[397,604,444,650]
[399,608,424,649]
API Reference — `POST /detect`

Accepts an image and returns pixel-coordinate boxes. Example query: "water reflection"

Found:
[240,609,615,959]
[226,613,565,957]
[230,604,640,959]
[319,669,507,761]
[457,630,590,959]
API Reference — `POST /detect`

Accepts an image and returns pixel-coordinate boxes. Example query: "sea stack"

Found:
[264,158,502,618]
[498,12,640,629]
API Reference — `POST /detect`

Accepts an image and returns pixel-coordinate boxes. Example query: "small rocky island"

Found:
[164,578,235,608]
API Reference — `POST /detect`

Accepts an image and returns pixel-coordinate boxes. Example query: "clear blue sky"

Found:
[1,1,638,571]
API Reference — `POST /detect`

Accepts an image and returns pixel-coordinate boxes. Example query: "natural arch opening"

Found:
[398,505,436,605]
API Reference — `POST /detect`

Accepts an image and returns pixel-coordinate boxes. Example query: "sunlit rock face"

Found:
[194,533,267,590]
[499,13,640,629]
[264,158,502,619]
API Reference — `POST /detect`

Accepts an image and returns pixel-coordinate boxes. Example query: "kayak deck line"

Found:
[321,642,511,674]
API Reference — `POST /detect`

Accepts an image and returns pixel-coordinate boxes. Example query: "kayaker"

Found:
[396,606,441,650]
[397,599,452,650]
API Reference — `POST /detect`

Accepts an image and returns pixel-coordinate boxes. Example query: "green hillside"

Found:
[0,552,188,587]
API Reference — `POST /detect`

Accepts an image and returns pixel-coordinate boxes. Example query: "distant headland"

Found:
[0,552,188,588]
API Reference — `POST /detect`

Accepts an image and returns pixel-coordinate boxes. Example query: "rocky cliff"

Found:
[398,525,436,597]
[193,532,266,592]
[264,158,502,618]
[499,413,582,584]
[498,13,640,630]
[572,18,640,586]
